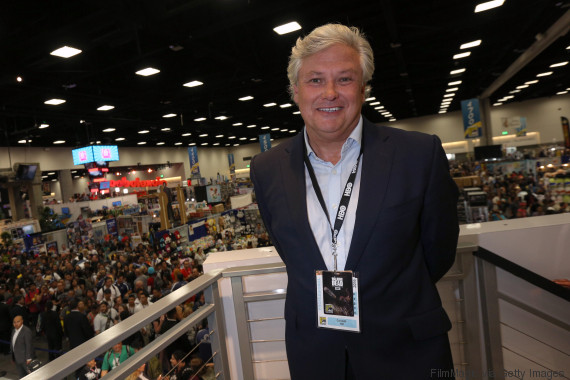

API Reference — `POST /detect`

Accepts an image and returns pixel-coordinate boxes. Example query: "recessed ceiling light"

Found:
[194,117,207,122]
[516,85,529,89]
[239,96,254,101]
[161,128,171,131]
[189,142,196,146]
[444,93,455,98]
[509,90,521,94]
[216,135,224,138]
[460,40,481,49]
[280,103,292,108]
[474,0,505,13]
[228,136,236,140]
[225,144,230,147]
[448,81,462,86]
[557,91,568,95]
[50,46,82,58]
[375,106,385,110]
[365,97,376,101]
[175,142,182,145]
[389,118,396,122]
[246,124,257,128]
[293,111,301,115]
[233,143,240,146]
[273,21,302,35]
[156,142,165,145]
[71,170,77,174]
[450,68,466,75]
[233,122,243,126]
[115,137,125,141]
[199,134,208,137]
[438,110,447,114]
[280,129,288,132]
[264,103,277,107]
[39,123,49,129]
[213,143,220,146]
[261,126,270,130]
[136,67,160,76]
[97,105,114,111]
[493,102,503,106]
[239,137,247,140]
[289,130,296,133]
[182,133,191,136]
[536,71,553,77]
[44,99,66,105]
[250,138,257,141]
[18,140,26,144]
[163,113,176,118]
[138,130,149,134]
[138,142,147,145]
[53,140,65,144]
[446,87,458,92]
[215,116,228,121]
[103,128,116,132]
[550,61,568,68]
[453,52,471,59]
[201,142,209,146]
[271,127,280,131]
[369,102,380,106]
[183,80,203,87]
[525,80,539,85]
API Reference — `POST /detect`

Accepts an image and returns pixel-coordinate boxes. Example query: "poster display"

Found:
[461,98,482,138]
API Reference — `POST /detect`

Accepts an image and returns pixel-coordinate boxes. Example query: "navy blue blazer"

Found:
[251,118,460,379]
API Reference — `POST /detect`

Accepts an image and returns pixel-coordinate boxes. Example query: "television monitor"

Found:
[474,145,503,161]
[15,164,38,181]
[72,146,95,165]
[93,145,119,162]
[99,181,110,190]
[61,207,70,214]
[84,161,109,178]
[112,201,122,207]
[21,224,35,235]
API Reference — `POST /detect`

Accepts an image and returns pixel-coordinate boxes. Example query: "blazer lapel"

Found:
[345,121,395,270]
[280,133,327,269]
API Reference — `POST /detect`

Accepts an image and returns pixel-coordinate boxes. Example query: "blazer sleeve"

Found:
[24,327,34,360]
[420,135,460,282]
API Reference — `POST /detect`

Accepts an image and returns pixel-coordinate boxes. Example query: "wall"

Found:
[1,94,568,181]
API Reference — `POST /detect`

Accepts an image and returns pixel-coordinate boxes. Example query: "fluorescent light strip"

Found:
[136,67,160,76]
[194,117,206,122]
[50,46,82,58]
[365,97,376,101]
[460,40,481,49]
[525,80,538,85]
[239,96,254,101]
[264,103,277,107]
[39,124,49,129]
[536,72,553,77]
[280,103,292,108]
[474,0,505,13]
[273,21,302,35]
[448,81,462,86]
[138,142,146,145]
[182,133,191,137]
[369,102,380,106]
[163,113,176,118]
[450,68,466,75]
[44,99,66,105]
[103,128,116,132]
[550,61,568,68]
[215,116,228,120]
[453,52,471,59]
[446,87,458,92]
[138,130,149,134]
[183,80,203,87]
[232,122,243,126]
[97,105,114,111]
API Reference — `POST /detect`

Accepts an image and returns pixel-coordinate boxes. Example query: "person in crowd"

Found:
[10,295,29,327]
[64,299,93,349]
[100,341,136,377]
[40,300,64,361]
[251,23,459,379]
[97,277,121,302]
[158,350,194,380]
[11,315,34,378]
[93,301,118,335]
[77,358,101,380]
[0,294,11,355]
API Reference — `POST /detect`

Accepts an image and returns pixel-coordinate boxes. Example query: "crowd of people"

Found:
[0,233,220,379]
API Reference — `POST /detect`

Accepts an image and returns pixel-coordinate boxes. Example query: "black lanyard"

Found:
[303,141,363,271]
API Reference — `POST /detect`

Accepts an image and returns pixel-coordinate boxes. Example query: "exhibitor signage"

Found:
[109,177,167,188]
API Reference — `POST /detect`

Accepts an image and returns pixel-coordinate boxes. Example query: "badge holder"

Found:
[316,270,360,332]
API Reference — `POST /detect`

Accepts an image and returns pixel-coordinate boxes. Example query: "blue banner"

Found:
[516,117,527,137]
[228,153,235,175]
[188,146,201,176]
[106,218,118,237]
[259,133,271,152]
[461,98,482,139]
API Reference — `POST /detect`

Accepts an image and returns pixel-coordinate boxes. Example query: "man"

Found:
[11,315,34,378]
[64,299,93,349]
[97,277,121,302]
[251,24,459,379]
[0,294,12,355]
[93,301,118,335]
[100,341,135,377]
[40,300,64,361]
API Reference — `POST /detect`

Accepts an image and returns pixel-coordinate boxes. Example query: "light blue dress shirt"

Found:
[304,116,363,271]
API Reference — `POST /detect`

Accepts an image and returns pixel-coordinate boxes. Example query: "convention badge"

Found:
[315,270,360,333]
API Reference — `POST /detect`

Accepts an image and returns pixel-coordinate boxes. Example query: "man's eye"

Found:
[309,78,321,83]
[339,77,353,82]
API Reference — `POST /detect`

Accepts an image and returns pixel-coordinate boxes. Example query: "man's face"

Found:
[13,316,23,329]
[100,303,107,313]
[293,43,365,144]
[140,294,147,304]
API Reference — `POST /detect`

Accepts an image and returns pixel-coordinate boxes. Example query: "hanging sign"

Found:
[188,146,201,176]
[259,134,271,152]
[461,98,482,139]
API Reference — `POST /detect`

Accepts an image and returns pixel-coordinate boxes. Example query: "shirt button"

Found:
[332,169,337,175]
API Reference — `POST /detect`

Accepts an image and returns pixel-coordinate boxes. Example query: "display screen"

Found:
[15,164,38,180]
[93,145,119,162]
[99,181,110,190]
[474,145,503,160]
[84,161,109,178]
[21,224,35,235]
[112,201,122,207]
[72,146,95,165]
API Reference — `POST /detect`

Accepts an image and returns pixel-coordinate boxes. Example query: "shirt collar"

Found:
[304,115,363,161]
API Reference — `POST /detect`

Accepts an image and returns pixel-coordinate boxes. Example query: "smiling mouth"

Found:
[317,107,342,112]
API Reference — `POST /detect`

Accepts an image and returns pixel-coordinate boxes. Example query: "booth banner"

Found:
[188,146,201,176]
[228,153,235,175]
[46,241,58,256]
[106,218,118,237]
[501,116,527,136]
[461,98,482,138]
[259,133,271,152]
[562,117,570,149]
[206,185,222,203]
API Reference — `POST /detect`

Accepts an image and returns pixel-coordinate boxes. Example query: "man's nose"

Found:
[322,81,338,100]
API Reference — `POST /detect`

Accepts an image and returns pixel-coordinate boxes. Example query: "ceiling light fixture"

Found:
[264,103,277,107]
[194,117,206,122]
[175,142,182,145]
[161,128,171,131]
[103,128,116,132]
[115,137,125,141]
[453,52,471,59]
[97,105,114,111]
[247,124,257,128]
[215,116,228,120]
[525,80,539,85]
[365,97,376,101]
[182,133,191,136]
[228,136,236,140]
[189,143,196,146]
[280,103,292,108]
[536,71,553,77]
[239,137,247,141]
[446,87,458,92]
[216,135,224,138]
[239,96,254,101]
[162,113,176,118]
[138,142,147,145]
[450,68,466,75]
[39,124,49,129]
[199,134,208,137]
[516,85,529,89]
[136,67,160,76]
[156,142,165,145]
[183,80,203,87]
[138,130,149,134]
[448,81,462,86]
[369,101,380,106]
[44,99,66,105]
[557,91,568,95]
[261,126,270,130]
[213,142,220,146]
[232,122,243,126]
[550,61,568,68]
[201,142,209,146]
[293,111,301,115]
[53,140,65,144]
[474,0,505,13]
[271,127,280,131]
[460,40,481,49]
[50,46,82,58]
[273,21,302,35]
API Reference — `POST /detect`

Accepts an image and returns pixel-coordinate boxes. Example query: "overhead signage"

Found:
[501,116,527,137]
[93,145,119,162]
[259,133,271,152]
[72,147,95,165]
[228,153,235,179]
[562,117,570,149]
[109,177,167,188]
[460,98,482,139]
[188,147,201,176]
